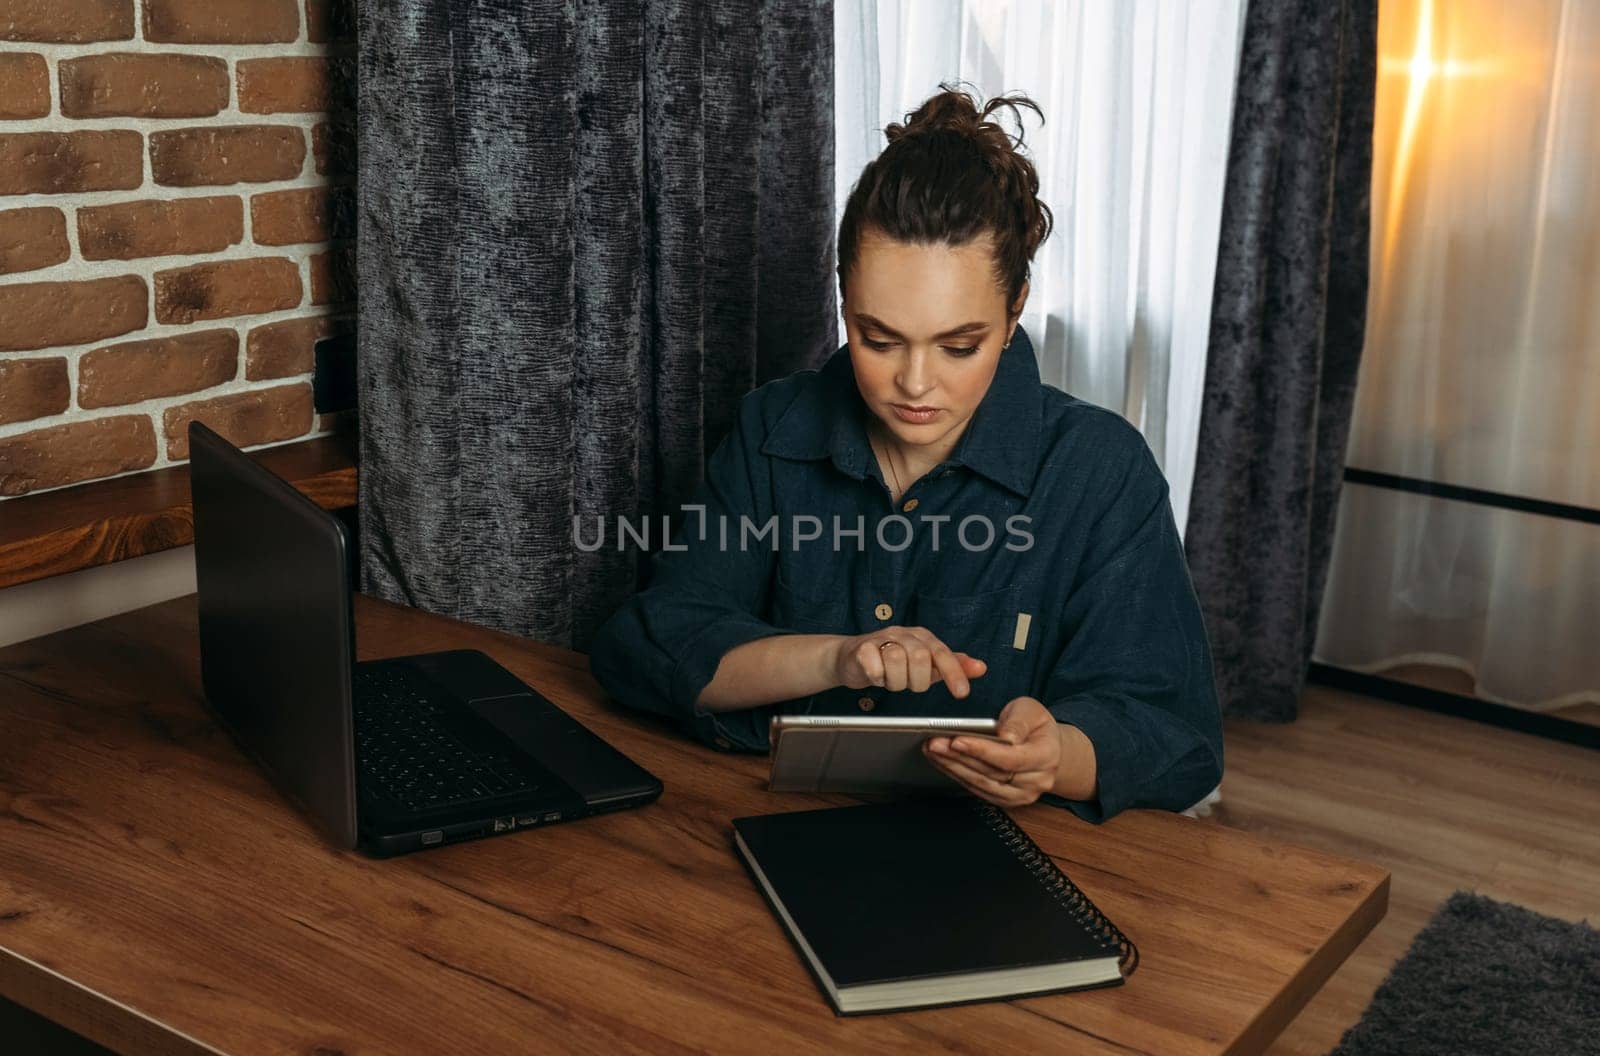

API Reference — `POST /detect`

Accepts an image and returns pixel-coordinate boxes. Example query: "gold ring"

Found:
[878,640,900,651]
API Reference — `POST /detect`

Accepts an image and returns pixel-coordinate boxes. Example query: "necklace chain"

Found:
[874,431,904,501]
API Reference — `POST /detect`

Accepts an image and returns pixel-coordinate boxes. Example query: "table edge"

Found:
[0,944,224,1056]
[1220,870,1392,1055]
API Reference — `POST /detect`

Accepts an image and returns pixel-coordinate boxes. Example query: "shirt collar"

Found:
[759,324,1043,498]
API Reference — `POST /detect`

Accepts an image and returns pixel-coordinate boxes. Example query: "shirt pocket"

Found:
[909,582,1024,715]
[769,563,848,634]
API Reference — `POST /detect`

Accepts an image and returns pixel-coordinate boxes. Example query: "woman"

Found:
[588,87,1222,822]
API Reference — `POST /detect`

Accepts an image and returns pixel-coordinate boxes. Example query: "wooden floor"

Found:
[1204,681,1600,1055]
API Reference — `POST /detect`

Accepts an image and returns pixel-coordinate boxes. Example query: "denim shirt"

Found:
[587,325,1223,823]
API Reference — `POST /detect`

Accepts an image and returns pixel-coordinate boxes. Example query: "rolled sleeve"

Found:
[1040,441,1224,823]
[588,393,791,752]
[1046,692,1222,823]
[674,612,790,750]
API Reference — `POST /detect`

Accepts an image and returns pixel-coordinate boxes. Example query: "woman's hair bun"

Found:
[885,85,1025,148]
[838,81,1054,309]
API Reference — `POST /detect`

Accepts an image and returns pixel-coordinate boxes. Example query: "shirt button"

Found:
[714,736,732,751]
[857,696,876,712]
[901,498,919,512]
[874,602,893,621]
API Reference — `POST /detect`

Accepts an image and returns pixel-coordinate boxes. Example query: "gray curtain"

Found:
[1183,0,1378,722]
[357,1,837,649]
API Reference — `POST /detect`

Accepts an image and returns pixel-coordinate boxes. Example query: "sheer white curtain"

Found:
[1315,0,1600,710]
[834,0,1246,534]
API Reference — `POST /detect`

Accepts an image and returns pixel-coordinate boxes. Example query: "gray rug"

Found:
[1331,891,1600,1056]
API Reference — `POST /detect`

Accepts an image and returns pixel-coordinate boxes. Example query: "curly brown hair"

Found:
[836,82,1055,313]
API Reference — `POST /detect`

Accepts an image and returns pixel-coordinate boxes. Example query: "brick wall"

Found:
[0,0,355,498]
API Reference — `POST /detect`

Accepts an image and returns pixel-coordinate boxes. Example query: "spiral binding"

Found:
[974,802,1140,978]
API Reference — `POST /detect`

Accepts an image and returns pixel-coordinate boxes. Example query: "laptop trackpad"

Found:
[401,650,537,703]
[471,696,656,804]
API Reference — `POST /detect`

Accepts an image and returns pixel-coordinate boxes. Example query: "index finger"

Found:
[906,628,980,697]
[928,644,971,698]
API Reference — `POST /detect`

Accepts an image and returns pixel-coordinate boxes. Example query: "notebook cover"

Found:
[731,799,1125,1010]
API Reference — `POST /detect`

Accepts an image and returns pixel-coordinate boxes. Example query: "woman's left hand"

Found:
[922,695,1063,807]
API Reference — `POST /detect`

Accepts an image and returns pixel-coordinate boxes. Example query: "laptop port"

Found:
[541,811,562,823]
[492,816,515,832]
[420,830,443,846]
[516,815,542,827]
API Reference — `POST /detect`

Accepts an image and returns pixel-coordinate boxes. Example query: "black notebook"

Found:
[731,798,1137,1015]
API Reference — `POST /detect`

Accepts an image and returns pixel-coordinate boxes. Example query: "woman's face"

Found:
[842,230,1025,454]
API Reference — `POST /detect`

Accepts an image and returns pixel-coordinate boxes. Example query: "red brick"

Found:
[78,195,243,260]
[59,52,228,119]
[251,186,352,246]
[305,0,353,44]
[142,0,298,44]
[0,357,69,425]
[0,1,134,43]
[79,328,237,408]
[163,383,313,461]
[309,247,355,306]
[150,125,305,187]
[154,256,301,323]
[238,57,348,114]
[0,415,156,496]
[246,313,347,380]
[0,52,48,117]
[0,130,143,195]
[0,274,147,352]
[0,206,69,274]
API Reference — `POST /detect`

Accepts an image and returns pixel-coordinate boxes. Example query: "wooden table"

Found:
[0,595,1388,1055]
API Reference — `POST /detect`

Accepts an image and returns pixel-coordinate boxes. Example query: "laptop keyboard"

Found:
[353,665,538,812]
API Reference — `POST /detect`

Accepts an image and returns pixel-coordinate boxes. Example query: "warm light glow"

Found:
[1372,0,1503,314]
[1380,0,1436,274]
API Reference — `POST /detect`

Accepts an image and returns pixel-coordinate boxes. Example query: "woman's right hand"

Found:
[832,627,988,699]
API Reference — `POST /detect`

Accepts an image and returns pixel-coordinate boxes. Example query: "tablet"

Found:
[767,714,1003,794]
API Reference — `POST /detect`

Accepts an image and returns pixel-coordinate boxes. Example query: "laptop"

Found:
[187,422,662,857]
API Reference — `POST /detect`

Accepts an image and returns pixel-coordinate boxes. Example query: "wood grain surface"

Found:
[0,595,1389,1055]
[0,433,356,590]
